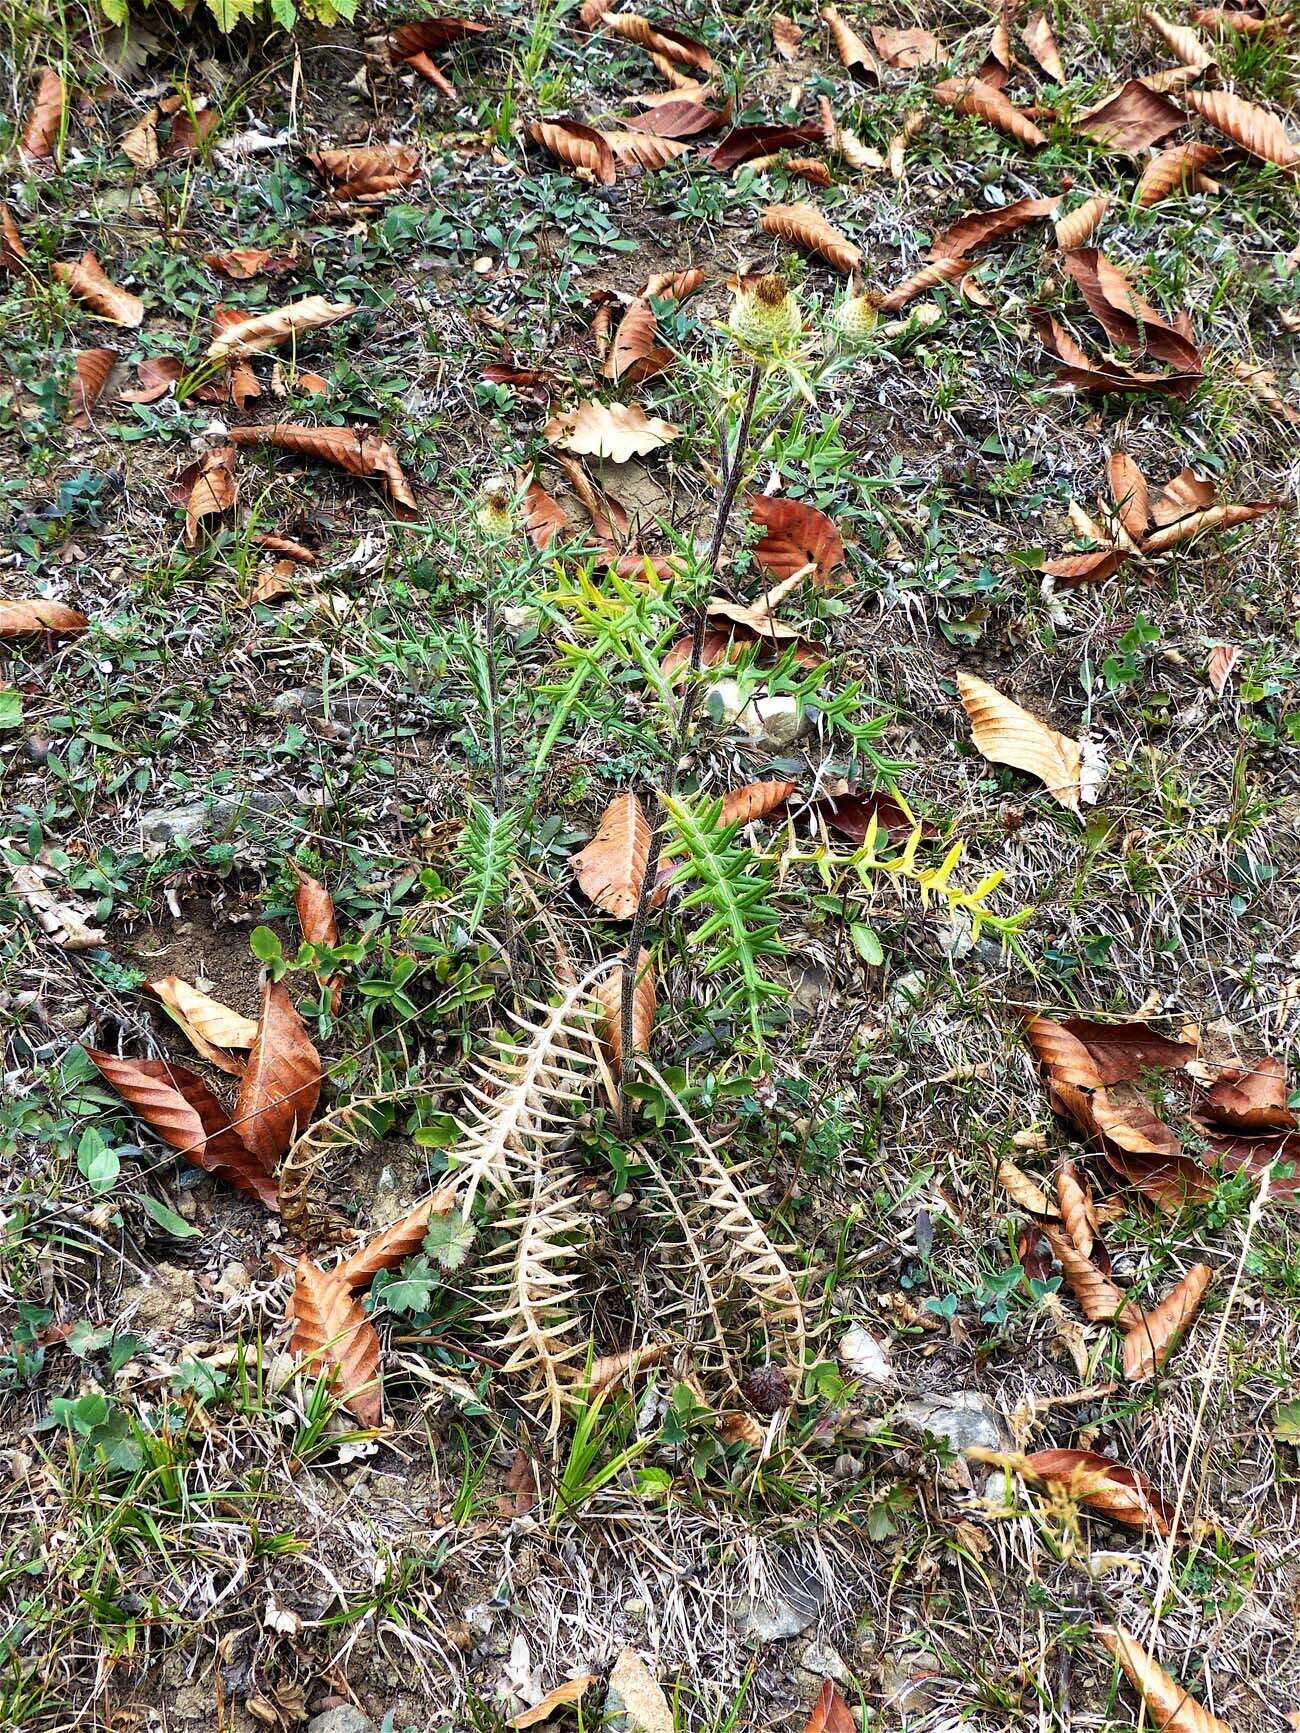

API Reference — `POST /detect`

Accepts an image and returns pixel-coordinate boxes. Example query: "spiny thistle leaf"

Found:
[457,800,521,932]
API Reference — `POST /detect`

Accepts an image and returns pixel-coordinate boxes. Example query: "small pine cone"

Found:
[742,1362,793,1414]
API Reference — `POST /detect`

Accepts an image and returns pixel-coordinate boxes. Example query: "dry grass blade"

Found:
[0,599,88,638]
[85,1050,278,1209]
[877,258,969,310]
[337,1181,460,1289]
[205,296,356,362]
[1143,6,1216,66]
[1024,1449,1174,1533]
[1096,1625,1231,1732]
[572,792,658,917]
[931,78,1047,150]
[53,252,144,327]
[957,671,1083,813]
[594,948,656,1070]
[760,202,861,274]
[528,118,617,185]
[821,4,882,78]
[1054,195,1110,249]
[720,779,798,826]
[291,1259,383,1426]
[1137,141,1220,206]
[225,423,418,517]
[21,67,63,160]
[1122,1263,1213,1380]
[234,980,322,1173]
[147,975,257,1073]
[1182,86,1300,166]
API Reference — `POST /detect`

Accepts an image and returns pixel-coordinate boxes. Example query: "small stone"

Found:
[896,1390,1009,1457]
[306,1709,377,1733]
[838,1328,893,1387]
[605,1648,673,1733]
[797,1639,849,1684]
[738,1556,825,1642]
[711,681,812,750]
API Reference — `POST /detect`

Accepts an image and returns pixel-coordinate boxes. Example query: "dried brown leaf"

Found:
[1193,4,1287,30]
[1207,643,1240,695]
[761,201,861,273]
[1077,79,1187,153]
[929,194,1060,259]
[21,68,63,160]
[1096,1624,1231,1733]
[53,252,144,327]
[1201,1056,1295,1133]
[523,479,575,550]
[749,494,846,582]
[1033,310,1200,399]
[1054,194,1110,249]
[803,1680,856,1733]
[147,975,258,1073]
[509,1678,599,1730]
[997,1158,1057,1217]
[1107,451,1151,539]
[932,77,1047,150]
[12,861,104,949]
[1062,248,1201,372]
[234,980,322,1173]
[773,12,802,58]
[292,861,341,1010]
[68,349,117,427]
[1,203,28,269]
[1044,1224,1134,1321]
[0,598,88,638]
[958,671,1083,813]
[602,128,692,170]
[600,12,714,71]
[1023,13,1066,80]
[1056,1158,1097,1258]
[644,267,705,299]
[226,423,417,517]
[594,948,656,1070]
[544,398,679,462]
[720,779,798,826]
[625,97,725,138]
[877,257,969,309]
[572,792,660,917]
[184,444,238,547]
[604,298,673,381]
[529,118,616,185]
[291,1259,383,1425]
[821,4,881,78]
[205,295,355,363]
[1143,6,1216,67]
[1024,1449,1174,1533]
[1137,140,1220,205]
[1141,501,1276,553]
[310,144,421,200]
[813,787,915,846]
[204,246,295,280]
[709,123,824,170]
[336,1181,460,1290]
[872,24,942,67]
[389,16,490,59]
[1122,1261,1212,1377]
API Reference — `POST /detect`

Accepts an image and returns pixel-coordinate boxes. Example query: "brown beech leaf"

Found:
[310,144,421,201]
[1062,249,1201,372]
[1056,1158,1097,1258]
[1193,4,1288,30]
[1197,1125,1300,1198]
[708,123,824,170]
[53,252,144,327]
[0,598,88,638]
[508,1677,600,1731]
[761,202,861,274]
[205,295,355,363]
[1201,1056,1295,1133]
[1207,643,1240,696]
[225,423,417,517]
[814,787,915,846]
[1033,311,1201,399]
[336,1180,460,1290]
[872,24,942,68]
[1077,80,1186,152]
[523,479,575,550]
[146,975,258,1074]
[803,1679,856,1733]
[291,1259,383,1426]
[1051,1015,1197,1083]
[602,129,692,171]
[68,349,117,428]
[1144,5,1216,66]
[773,13,802,58]
[997,1159,1057,1217]
[85,1050,278,1209]
[529,118,617,185]
[1142,501,1276,554]
[544,399,679,462]
[572,792,662,917]
[604,298,672,382]
[1097,1625,1231,1733]
[234,980,322,1172]
[720,779,798,826]
[1044,1224,1135,1321]
[21,67,64,160]
[204,247,295,280]
[821,4,882,79]
[389,16,490,58]
[749,495,846,582]
[1,203,28,269]
[1150,466,1217,525]
[1023,1449,1174,1533]
[625,98,725,139]
[644,267,705,300]
[594,948,656,1071]
[555,452,630,544]
[932,78,1047,150]
[1042,549,1129,588]
[877,257,970,310]
[1108,451,1151,538]
[1054,194,1110,249]
[600,12,714,71]
[1122,1262,1213,1379]
[1022,12,1066,80]
[929,194,1060,260]
[958,672,1083,813]
[292,860,341,1011]
[184,444,238,547]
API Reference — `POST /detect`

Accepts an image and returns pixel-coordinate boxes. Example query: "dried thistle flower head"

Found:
[834,290,880,345]
[728,272,802,356]
[474,477,514,541]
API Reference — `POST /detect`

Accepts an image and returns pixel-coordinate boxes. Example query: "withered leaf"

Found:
[720,779,798,826]
[291,1259,383,1426]
[594,948,656,1071]
[204,247,296,280]
[602,129,692,171]
[523,479,575,550]
[932,77,1047,150]
[1044,1224,1134,1322]
[625,98,725,139]
[389,16,490,59]
[958,672,1083,814]
[1056,1158,1097,1258]
[604,298,673,381]
[1201,1056,1295,1133]
[53,252,145,327]
[644,267,705,300]
[86,1050,278,1209]
[1144,5,1216,66]
[1033,311,1201,400]
[118,356,183,405]
[1076,79,1186,153]
[225,423,418,517]
[1096,1625,1231,1733]
[814,787,914,846]
[20,67,64,161]
[1022,13,1066,80]
[600,12,714,72]
[184,444,238,548]
[773,13,802,59]
[146,975,258,1074]
[1054,195,1110,249]
[803,1680,856,1733]
[878,257,969,310]
[929,194,1060,259]
[1024,1449,1174,1534]
[544,399,679,462]
[749,495,846,582]
[1207,643,1240,696]
[1122,1263,1212,1379]
[821,4,881,79]
[1,203,28,269]
[1050,1015,1197,1084]
[572,792,662,918]
[1062,249,1201,372]
[68,349,117,428]
[0,598,88,638]
[761,201,861,274]
[1141,502,1276,554]
[708,123,824,170]
[1108,451,1151,539]
[872,24,942,68]
[336,1180,460,1290]
[12,862,104,949]
[529,118,616,184]
[310,143,421,201]
[234,979,322,1173]
[508,1677,599,1730]
[292,860,341,1012]
[205,295,356,362]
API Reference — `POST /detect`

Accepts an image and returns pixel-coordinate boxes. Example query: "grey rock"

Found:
[738,1557,825,1641]
[605,1649,673,1733]
[268,688,381,723]
[797,1639,848,1684]
[140,790,292,848]
[896,1390,1008,1457]
[307,1709,377,1733]
[711,680,812,750]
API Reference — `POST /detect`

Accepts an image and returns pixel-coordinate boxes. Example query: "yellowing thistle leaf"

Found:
[205,295,356,362]
[957,671,1084,813]
[544,398,679,462]
[1096,1625,1231,1733]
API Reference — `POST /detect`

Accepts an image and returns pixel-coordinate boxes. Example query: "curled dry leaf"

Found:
[708,123,824,170]
[184,444,238,547]
[1056,1158,1097,1258]
[625,97,725,139]
[1096,1625,1231,1733]
[523,479,575,550]
[544,398,679,462]
[720,779,797,826]
[310,144,421,201]
[749,495,845,582]
[604,298,673,381]
[0,598,88,638]
[931,78,1047,150]
[1054,194,1109,249]
[599,13,714,73]
[957,671,1083,814]
[594,947,656,1070]
[291,1259,383,1426]
[803,1679,856,1733]
[1193,4,1288,30]
[205,295,356,362]
[53,252,144,327]
[1144,5,1216,67]
[86,1050,278,1209]
[644,267,704,300]
[1137,141,1220,206]
[1,203,28,269]
[929,194,1060,260]
[528,118,616,185]
[204,246,296,280]
[821,4,882,79]
[872,24,942,68]
[997,1158,1057,1217]
[388,16,490,59]
[1062,249,1201,372]
[1044,1225,1133,1322]
[1077,79,1186,153]
[572,792,661,917]
[1022,13,1065,80]
[336,1180,460,1290]
[814,786,914,846]
[877,257,969,310]
[11,861,104,949]
[234,980,322,1172]
[1207,643,1240,697]
[508,1677,599,1730]
[292,860,341,1011]
[1023,1449,1174,1534]
[21,67,64,160]
[1201,1056,1295,1133]
[772,12,802,59]
[583,1341,668,1393]
[761,202,861,274]
[1142,502,1276,554]
[1108,451,1151,539]
[1051,1015,1197,1085]
[68,349,117,427]
[225,423,418,518]
[886,111,925,180]
[603,129,692,171]
[980,14,1013,86]
[1034,311,1201,400]
[147,975,258,1074]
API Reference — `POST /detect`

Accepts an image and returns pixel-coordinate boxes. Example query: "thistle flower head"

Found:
[833,291,880,346]
[474,477,514,542]
[728,273,802,357]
